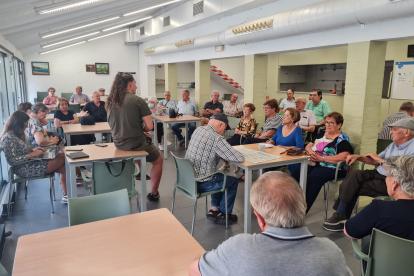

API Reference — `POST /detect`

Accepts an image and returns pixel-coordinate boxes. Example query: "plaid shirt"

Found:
[185,125,245,181]
[222,100,242,117]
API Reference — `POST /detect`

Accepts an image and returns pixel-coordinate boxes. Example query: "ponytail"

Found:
[105,73,134,111]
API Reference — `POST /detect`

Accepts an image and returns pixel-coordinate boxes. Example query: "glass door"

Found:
[0,54,9,182]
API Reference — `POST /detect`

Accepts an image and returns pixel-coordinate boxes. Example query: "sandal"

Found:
[207,209,220,221]
[215,213,238,225]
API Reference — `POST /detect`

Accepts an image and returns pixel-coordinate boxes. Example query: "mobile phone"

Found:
[95,144,108,147]
[66,148,83,151]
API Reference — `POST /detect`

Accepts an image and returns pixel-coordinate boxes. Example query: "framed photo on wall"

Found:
[31,62,50,75]
[86,64,95,72]
[95,63,109,74]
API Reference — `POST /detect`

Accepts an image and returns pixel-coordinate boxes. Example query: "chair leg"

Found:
[324,182,329,220]
[354,197,360,215]
[191,198,198,236]
[25,181,28,200]
[225,190,228,229]
[171,188,176,214]
[136,194,140,213]
[205,196,208,216]
[51,176,56,201]
[7,183,14,221]
[323,185,326,200]
[49,177,54,213]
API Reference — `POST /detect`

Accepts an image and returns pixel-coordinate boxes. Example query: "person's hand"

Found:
[267,140,275,144]
[31,147,45,157]
[234,129,240,134]
[365,153,382,165]
[310,152,322,162]
[346,155,360,166]
[254,133,259,138]
[144,132,152,137]
[80,110,88,117]
[72,118,80,124]
[50,136,59,145]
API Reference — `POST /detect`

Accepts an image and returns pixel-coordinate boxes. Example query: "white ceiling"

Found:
[0,0,183,56]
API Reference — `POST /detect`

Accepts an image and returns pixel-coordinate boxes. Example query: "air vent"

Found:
[140,26,145,35]
[193,1,204,16]
[163,16,170,27]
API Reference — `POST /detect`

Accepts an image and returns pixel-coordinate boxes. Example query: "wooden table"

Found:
[13,209,204,276]
[64,143,148,211]
[230,144,309,233]
[62,122,111,146]
[46,113,81,131]
[153,115,201,159]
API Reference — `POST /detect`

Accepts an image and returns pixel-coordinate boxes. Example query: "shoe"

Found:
[147,192,160,202]
[207,209,220,221]
[216,213,237,225]
[323,223,345,232]
[158,144,164,151]
[61,194,68,204]
[135,173,151,180]
[219,164,230,171]
[167,140,172,146]
[178,140,185,147]
[84,170,92,178]
[324,212,347,225]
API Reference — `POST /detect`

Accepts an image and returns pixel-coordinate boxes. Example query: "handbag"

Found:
[105,159,126,177]
[286,148,306,156]
[169,108,177,118]
[80,115,95,125]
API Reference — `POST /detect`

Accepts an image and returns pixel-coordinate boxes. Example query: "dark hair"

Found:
[0,111,30,141]
[48,87,55,93]
[325,112,344,126]
[313,89,322,99]
[106,73,134,111]
[264,99,279,112]
[32,103,49,114]
[17,102,33,113]
[285,108,300,123]
[244,103,256,112]
[57,97,69,110]
[400,102,414,113]
[287,88,295,94]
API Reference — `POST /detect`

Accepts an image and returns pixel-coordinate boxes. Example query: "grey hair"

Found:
[183,90,190,95]
[211,90,220,96]
[400,102,414,113]
[384,156,414,197]
[32,103,49,114]
[92,91,99,97]
[98,88,105,92]
[148,96,158,103]
[250,171,306,228]
[296,97,307,104]
[164,91,171,95]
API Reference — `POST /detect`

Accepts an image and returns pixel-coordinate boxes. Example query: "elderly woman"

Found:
[148,96,166,150]
[27,103,59,148]
[291,112,353,213]
[43,87,58,105]
[0,111,68,203]
[18,102,48,126]
[344,155,414,271]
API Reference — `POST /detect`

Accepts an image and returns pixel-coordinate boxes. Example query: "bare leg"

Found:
[46,153,67,195]
[150,155,163,195]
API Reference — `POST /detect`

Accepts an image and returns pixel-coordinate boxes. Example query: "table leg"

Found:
[185,122,188,149]
[140,157,147,212]
[259,169,263,176]
[153,119,158,148]
[48,121,52,131]
[244,168,252,233]
[163,122,168,160]
[67,163,77,198]
[299,160,308,194]
[66,134,71,146]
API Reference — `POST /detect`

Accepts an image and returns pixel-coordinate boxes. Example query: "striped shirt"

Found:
[185,125,245,181]
[378,111,411,140]
[262,114,283,134]
[223,101,242,117]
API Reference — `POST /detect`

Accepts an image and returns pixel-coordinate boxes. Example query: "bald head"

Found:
[295,97,307,111]
[76,86,82,95]
[208,118,227,135]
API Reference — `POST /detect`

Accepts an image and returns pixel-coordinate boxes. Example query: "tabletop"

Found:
[64,143,147,163]
[46,113,81,120]
[62,122,110,134]
[13,209,204,276]
[154,115,201,122]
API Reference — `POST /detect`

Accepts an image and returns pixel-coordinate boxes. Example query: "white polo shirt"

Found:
[298,109,316,128]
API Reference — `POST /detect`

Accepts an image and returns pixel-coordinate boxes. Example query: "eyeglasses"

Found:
[325,121,336,126]
[282,114,290,117]
[263,107,272,110]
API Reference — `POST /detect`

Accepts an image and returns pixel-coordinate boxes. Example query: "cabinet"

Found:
[280,66,306,83]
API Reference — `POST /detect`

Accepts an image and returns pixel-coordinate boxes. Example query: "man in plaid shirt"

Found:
[185,113,245,224]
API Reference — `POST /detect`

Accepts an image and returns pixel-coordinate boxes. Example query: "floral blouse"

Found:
[43,96,58,105]
[26,118,50,148]
[236,117,257,138]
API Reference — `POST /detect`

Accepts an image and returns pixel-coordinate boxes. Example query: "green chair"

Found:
[0,263,9,276]
[68,104,81,113]
[37,92,48,103]
[170,152,228,236]
[223,117,241,139]
[377,139,392,154]
[323,142,358,219]
[68,189,131,226]
[61,93,73,101]
[80,158,140,212]
[352,228,414,276]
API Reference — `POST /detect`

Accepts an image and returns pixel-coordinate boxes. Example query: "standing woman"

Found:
[148,97,166,151]
[43,87,58,105]
[106,73,163,202]
[0,111,68,203]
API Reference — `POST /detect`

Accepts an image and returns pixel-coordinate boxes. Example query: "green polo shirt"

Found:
[305,99,332,123]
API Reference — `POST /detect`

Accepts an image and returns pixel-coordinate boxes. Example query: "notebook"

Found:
[66,152,90,160]
[41,138,66,159]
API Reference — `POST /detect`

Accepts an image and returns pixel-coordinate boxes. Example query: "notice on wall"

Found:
[392,61,414,100]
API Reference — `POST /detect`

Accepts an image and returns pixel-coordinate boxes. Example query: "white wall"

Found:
[24,33,138,102]
[211,57,245,88]
[0,34,23,60]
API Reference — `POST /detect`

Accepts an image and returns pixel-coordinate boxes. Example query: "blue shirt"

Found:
[271,126,304,149]
[378,138,414,175]
[82,101,107,122]
[176,99,198,116]
[158,99,177,111]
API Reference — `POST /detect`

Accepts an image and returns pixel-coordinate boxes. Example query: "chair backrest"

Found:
[254,123,260,134]
[61,93,73,101]
[68,189,131,226]
[0,263,9,276]
[171,152,198,198]
[68,104,81,113]
[91,158,137,197]
[37,92,48,103]
[377,139,392,154]
[227,117,240,130]
[366,228,414,276]
[350,143,359,154]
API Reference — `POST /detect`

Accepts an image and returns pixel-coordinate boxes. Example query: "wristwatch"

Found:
[380,160,385,166]
[322,156,325,162]
[206,108,209,112]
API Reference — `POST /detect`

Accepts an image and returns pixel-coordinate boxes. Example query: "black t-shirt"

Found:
[54,110,75,121]
[345,199,414,241]
[203,101,224,119]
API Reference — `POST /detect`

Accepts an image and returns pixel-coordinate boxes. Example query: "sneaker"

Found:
[166,140,172,146]
[158,144,164,151]
[135,173,151,180]
[323,223,345,232]
[61,194,68,204]
[147,192,160,202]
[324,212,347,225]
[219,164,230,171]
[84,170,92,178]
[178,140,185,147]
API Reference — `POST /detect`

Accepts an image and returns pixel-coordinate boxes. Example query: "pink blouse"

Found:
[43,96,58,105]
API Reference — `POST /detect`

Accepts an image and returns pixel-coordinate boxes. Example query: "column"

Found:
[165,63,177,101]
[244,54,268,124]
[195,60,211,112]
[147,65,156,99]
[267,54,280,97]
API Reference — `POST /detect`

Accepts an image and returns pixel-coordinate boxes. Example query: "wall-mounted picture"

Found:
[86,64,95,72]
[31,62,50,75]
[95,63,109,74]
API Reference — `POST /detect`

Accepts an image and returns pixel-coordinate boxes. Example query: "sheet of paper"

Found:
[237,148,281,164]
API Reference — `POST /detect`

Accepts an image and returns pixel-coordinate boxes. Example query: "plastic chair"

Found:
[68,104,81,113]
[68,189,131,226]
[80,158,140,212]
[37,92,48,103]
[170,152,228,236]
[377,139,392,154]
[223,117,241,139]
[0,263,9,276]
[61,93,73,101]
[352,228,414,276]
[323,142,358,219]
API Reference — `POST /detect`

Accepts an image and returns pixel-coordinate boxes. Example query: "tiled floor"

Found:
[0,135,360,275]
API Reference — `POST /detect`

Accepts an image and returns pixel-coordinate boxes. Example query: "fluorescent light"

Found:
[102,17,152,31]
[37,0,103,15]
[41,17,120,38]
[87,29,128,41]
[40,41,86,55]
[123,0,181,16]
[42,32,100,48]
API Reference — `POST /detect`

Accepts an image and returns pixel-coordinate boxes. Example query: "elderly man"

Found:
[295,97,316,133]
[305,89,331,125]
[279,88,296,112]
[324,118,414,231]
[171,90,199,147]
[379,101,414,140]
[69,86,91,103]
[201,90,223,126]
[189,171,352,276]
[98,88,108,102]
[185,113,244,225]
[157,91,177,112]
[81,91,107,122]
[222,93,242,117]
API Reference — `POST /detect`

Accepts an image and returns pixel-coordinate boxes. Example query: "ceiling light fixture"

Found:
[102,17,152,31]
[36,0,103,15]
[123,0,181,16]
[41,17,120,38]
[40,41,86,55]
[88,29,128,41]
[42,32,100,48]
